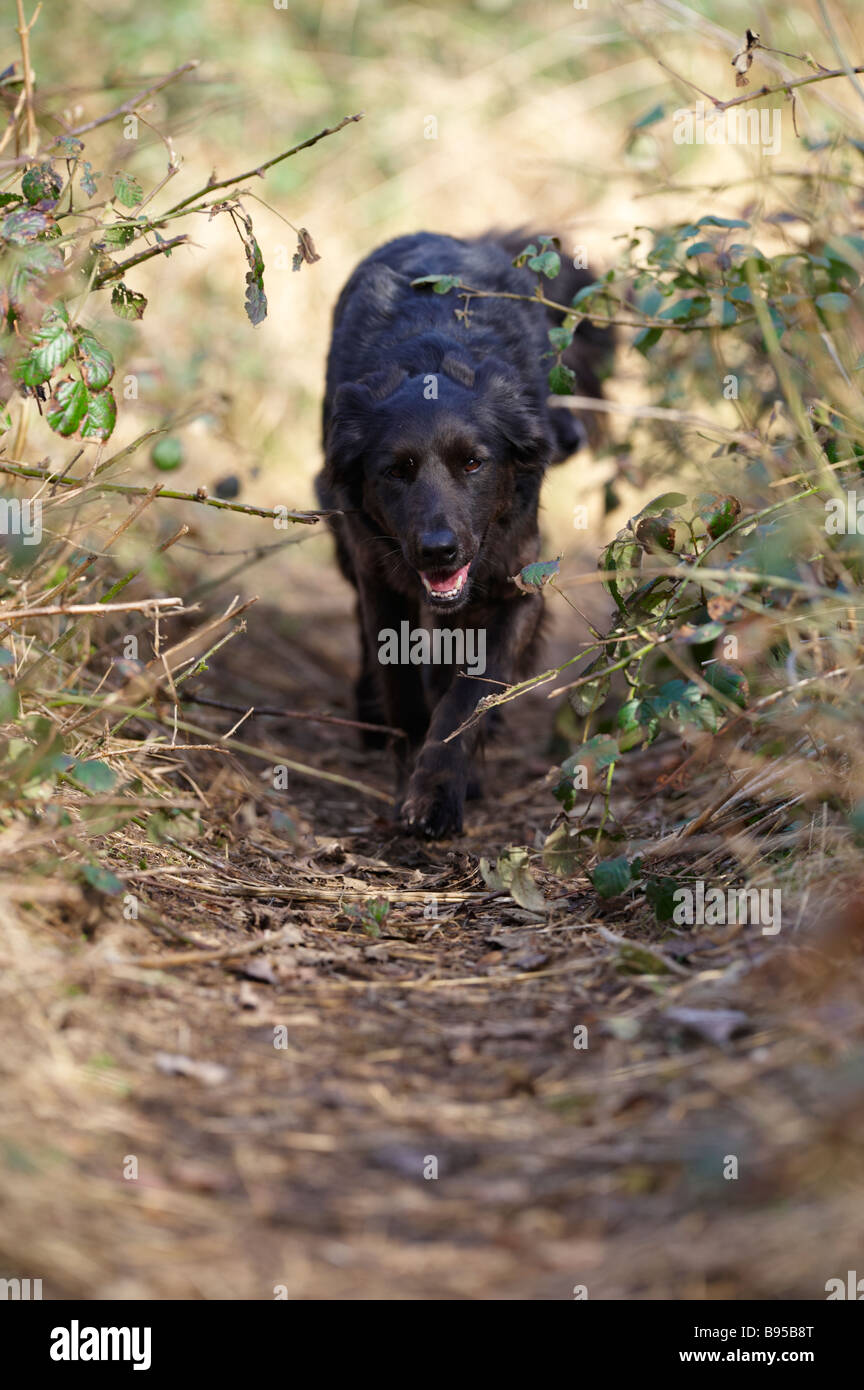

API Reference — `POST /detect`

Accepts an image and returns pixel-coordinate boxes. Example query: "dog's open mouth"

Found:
[419,563,471,604]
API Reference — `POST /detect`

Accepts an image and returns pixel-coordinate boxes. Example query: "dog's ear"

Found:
[325,381,374,480]
[325,366,406,500]
[474,358,553,469]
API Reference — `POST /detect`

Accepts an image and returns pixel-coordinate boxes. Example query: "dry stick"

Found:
[0,462,325,523]
[0,597,184,621]
[310,959,597,992]
[446,281,752,334]
[181,692,406,740]
[54,60,201,140]
[712,63,864,113]
[126,924,307,971]
[0,88,26,159]
[93,235,190,288]
[649,0,852,124]
[14,0,40,152]
[161,111,364,217]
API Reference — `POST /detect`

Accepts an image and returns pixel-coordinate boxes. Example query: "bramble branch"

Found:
[163,112,364,217]
[93,234,190,287]
[0,462,327,524]
[54,60,201,140]
[712,63,864,112]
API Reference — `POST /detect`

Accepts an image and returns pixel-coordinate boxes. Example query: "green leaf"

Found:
[0,677,19,721]
[568,674,610,719]
[645,875,680,922]
[80,388,117,441]
[548,363,576,395]
[528,249,561,279]
[702,662,748,707]
[633,103,665,130]
[637,492,688,516]
[76,331,115,389]
[242,232,267,325]
[633,327,662,355]
[2,207,51,244]
[21,162,62,206]
[716,297,738,326]
[615,941,672,975]
[815,291,851,314]
[514,556,560,590]
[98,223,136,248]
[80,161,100,198]
[571,280,604,309]
[112,172,143,207]
[659,296,709,322]
[694,492,742,539]
[110,283,147,320]
[69,758,117,792]
[548,324,575,352]
[81,863,124,895]
[697,215,750,229]
[601,534,642,609]
[46,378,88,436]
[553,736,619,810]
[591,855,632,898]
[676,620,726,645]
[14,307,76,386]
[410,273,460,294]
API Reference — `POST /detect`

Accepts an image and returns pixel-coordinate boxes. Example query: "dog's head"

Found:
[325,353,553,611]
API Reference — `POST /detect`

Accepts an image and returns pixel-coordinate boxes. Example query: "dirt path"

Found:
[3,573,863,1302]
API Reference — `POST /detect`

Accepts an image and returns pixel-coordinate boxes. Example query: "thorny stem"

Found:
[0,462,326,524]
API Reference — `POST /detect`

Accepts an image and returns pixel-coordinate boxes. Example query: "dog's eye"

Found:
[464,458,484,474]
[387,457,415,481]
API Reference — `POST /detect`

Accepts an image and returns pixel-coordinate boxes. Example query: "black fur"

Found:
[316,230,612,837]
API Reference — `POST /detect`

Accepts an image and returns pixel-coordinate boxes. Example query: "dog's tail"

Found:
[484,228,615,456]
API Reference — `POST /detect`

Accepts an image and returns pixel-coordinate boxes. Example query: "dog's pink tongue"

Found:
[423,564,470,593]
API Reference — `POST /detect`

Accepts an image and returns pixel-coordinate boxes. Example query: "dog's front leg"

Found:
[355,575,428,797]
[400,594,543,838]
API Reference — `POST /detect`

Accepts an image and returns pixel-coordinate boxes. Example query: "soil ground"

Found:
[4,560,864,1302]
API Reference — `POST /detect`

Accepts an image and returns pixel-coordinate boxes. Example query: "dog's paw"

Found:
[399,778,464,839]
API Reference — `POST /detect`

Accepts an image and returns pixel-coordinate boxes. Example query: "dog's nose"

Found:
[418,529,459,570]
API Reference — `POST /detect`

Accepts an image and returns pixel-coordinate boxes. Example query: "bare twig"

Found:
[712,63,864,112]
[54,60,201,140]
[0,597,185,621]
[93,235,190,288]
[0,463,326,524]
[162,112,364,217]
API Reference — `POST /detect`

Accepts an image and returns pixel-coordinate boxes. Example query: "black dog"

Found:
[316,231,612,837]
